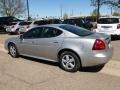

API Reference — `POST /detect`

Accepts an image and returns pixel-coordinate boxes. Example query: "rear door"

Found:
[97,18,119,33]
[38,27,64,61]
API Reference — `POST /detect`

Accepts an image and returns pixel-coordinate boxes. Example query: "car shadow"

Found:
[19,55,104,73]
[111,36,120,41]
[20,56,59,66]
[0,32,7,34]
[80,64,105,73]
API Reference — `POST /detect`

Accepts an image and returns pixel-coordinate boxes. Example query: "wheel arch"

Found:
[8,42,16,48]
[58,48,82,67]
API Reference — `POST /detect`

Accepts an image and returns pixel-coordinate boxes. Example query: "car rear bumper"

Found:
[96,29,120,35]
[81,46,113,67]
[6,29,16,33]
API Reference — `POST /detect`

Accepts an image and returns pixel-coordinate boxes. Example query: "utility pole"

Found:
[97,0,100,21]
[60,4,63,20]
[118,0,120,7]
[27,0,30,21]
[71,9,74,16]
[111,7,113,16]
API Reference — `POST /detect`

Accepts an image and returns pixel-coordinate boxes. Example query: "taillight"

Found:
[26,25,30,28]
[92,39,106,50]
[11,25,15,28]
[117,24,120,29]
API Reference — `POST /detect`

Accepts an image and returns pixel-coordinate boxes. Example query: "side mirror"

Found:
[20,35,23,40]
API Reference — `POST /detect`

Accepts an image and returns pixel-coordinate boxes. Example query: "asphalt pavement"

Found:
[0,34,120,90]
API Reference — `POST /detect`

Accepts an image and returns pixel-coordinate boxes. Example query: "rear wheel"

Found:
[8,43,19,58]
[59,51,80,72]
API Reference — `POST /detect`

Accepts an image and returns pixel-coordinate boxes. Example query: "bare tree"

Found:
[91,0,120,20]
[0,0,26,17]
[91,0,120,8]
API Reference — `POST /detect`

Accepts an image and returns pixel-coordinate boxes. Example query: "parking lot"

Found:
[0,34,120,90]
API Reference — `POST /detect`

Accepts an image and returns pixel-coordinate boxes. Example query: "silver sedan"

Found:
[5,24,113,72]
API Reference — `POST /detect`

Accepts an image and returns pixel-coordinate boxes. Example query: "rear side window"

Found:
[19,22,32,25]
[59,25,93,36]
[42,27,63,38]
[98,18,119,24]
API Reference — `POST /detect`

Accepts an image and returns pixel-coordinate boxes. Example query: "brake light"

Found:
[11,25,15,28]
[26,25,30,28]
[117,24,120,29]
[92,39,106,50]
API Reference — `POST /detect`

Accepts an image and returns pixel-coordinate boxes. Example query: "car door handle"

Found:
[31,41,34,44]
[53,42,58,43]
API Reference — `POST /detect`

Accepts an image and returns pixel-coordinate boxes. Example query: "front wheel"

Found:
[59,51,80,72]
[8,44,19,58]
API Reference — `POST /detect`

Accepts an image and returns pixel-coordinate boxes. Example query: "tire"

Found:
[59,51,80,72]
[8,43,19,58]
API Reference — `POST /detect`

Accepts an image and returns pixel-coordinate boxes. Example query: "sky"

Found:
[25,0,111,18]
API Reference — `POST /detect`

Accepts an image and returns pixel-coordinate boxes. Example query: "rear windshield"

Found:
[98,18,119,24]
[7,22,17,26]
[59,25,93,36]
[19,22,32,25]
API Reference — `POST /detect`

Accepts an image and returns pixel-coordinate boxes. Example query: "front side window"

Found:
[23,27,43,39]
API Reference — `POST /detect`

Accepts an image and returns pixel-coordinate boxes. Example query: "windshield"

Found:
[19,22,32,25]
[59,25,93,36]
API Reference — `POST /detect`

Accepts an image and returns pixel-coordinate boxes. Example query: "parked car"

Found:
[63,18,93,30]
[5,24,113,72]
[96,17,120,37]
[18,19,62,33]
[5,22,20,34]
[19,21,32,33]
[0,16,22,33]
[33,19,62,25]
[84,16,97,29]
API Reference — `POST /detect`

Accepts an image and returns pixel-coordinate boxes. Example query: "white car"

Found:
[96,17,120,37]
[6,22,20,34]
[19,21,32,33]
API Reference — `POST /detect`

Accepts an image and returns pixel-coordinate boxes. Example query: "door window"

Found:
[23,27,43,39]
[42,27,63,38]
